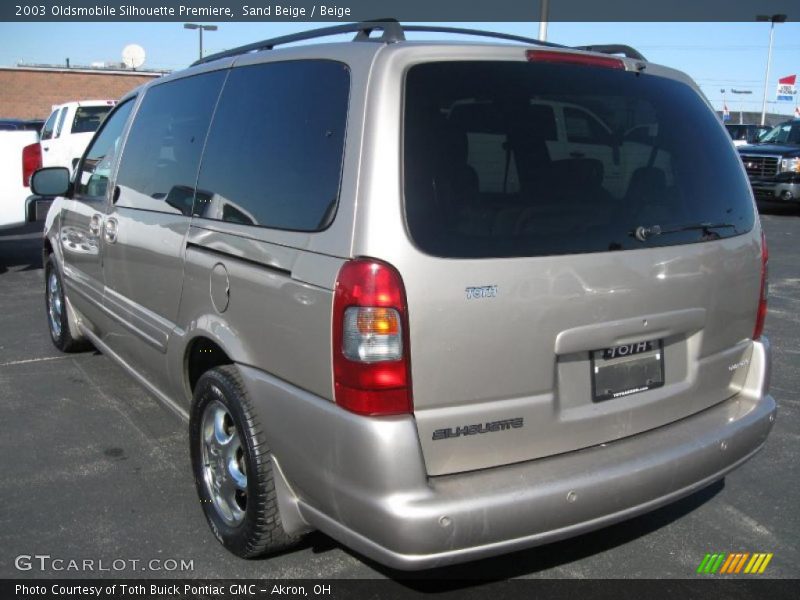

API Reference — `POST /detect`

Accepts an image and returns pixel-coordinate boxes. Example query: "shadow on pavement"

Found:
[0,222,44,275]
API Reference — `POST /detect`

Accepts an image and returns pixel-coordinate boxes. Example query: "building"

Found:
[717,110,796,126]
[0,65,166,120]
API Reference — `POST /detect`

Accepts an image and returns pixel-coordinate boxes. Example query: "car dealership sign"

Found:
[776,75,797,103]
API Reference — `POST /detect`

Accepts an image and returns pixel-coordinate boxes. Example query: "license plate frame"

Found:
[591,339,664,402]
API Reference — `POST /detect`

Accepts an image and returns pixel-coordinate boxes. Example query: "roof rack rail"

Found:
[573,44,647,61]
[192,20,568,67]
[192,19,405,66]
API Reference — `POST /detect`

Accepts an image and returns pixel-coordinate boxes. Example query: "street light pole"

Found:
[757,14,787,126]
[184,23,218,61]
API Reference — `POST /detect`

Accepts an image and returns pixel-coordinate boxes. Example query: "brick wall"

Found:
[0,68,161,120]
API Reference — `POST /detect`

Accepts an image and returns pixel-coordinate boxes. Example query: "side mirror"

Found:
[31,167,70,197]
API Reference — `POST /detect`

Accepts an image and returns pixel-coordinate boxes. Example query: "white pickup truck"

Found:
[1,100,116,230]
[40,100,116,170]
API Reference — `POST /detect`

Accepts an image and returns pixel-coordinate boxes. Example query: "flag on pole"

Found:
[722,102,730,121]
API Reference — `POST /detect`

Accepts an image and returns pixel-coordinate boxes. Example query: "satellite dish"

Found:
[122,44,145,69]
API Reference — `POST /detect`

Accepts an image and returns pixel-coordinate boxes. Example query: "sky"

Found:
[0,20,798,117]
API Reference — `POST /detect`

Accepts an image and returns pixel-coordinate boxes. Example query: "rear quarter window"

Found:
[404,61,755,258]
[193,60,350,232]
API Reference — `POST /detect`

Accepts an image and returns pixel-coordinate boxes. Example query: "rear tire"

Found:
[45,253,87,352]
[190,365,302,558]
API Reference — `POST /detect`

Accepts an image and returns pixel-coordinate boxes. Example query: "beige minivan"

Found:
[33,22,775,569]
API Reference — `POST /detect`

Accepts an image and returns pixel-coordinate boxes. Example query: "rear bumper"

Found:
[239,339,775,570]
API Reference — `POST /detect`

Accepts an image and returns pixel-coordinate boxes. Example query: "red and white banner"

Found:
[777,75,797,103]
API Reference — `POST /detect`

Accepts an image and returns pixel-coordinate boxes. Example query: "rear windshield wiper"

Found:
[632,222,736,242]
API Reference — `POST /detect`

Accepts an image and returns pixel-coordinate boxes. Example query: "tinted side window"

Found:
[194,60,350,231]
[74,100,135,200]
[40,110,58,141]
[115,71,226,215]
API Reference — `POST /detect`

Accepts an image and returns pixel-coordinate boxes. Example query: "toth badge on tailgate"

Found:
[465,285,498,300]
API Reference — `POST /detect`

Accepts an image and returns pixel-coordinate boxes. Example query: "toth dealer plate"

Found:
[591,339,664,402]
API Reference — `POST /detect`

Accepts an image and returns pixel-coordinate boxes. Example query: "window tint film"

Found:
[115,71,226,215]
[74,99,135,200]
[71,105,113,134]
[194,60,349,231]
[404,61,756,258]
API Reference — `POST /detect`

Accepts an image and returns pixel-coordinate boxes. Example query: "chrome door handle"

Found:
[89,213,103,237]
[104,217,118,244]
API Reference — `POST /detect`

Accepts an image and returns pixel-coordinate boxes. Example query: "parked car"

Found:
[39,100,116,171]
[738,119,800,205]
[726,123,770,147]
[34,22,775,570]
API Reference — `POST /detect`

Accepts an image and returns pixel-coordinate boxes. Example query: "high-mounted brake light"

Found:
[332,258,412,416]
[526,49,625,70]
[753,230,769,340]
[22,142,41,187]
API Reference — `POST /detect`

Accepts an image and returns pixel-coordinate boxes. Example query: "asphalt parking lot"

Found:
[1,207,798,582]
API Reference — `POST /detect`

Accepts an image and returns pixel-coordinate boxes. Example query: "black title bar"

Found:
[2,0,798,22]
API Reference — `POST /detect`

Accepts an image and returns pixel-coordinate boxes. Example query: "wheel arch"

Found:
[184,335,235,396]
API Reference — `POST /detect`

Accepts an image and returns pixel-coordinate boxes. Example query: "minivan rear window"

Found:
[403,61,755,258]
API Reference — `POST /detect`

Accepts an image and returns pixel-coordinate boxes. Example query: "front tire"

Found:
[190,365,302,558]
[45,253,86,352]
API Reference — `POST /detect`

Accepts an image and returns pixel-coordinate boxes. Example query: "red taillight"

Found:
[22,142,41,187]
[753,231,769,340]
[332,258,412,416]
[526,49,625,70]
